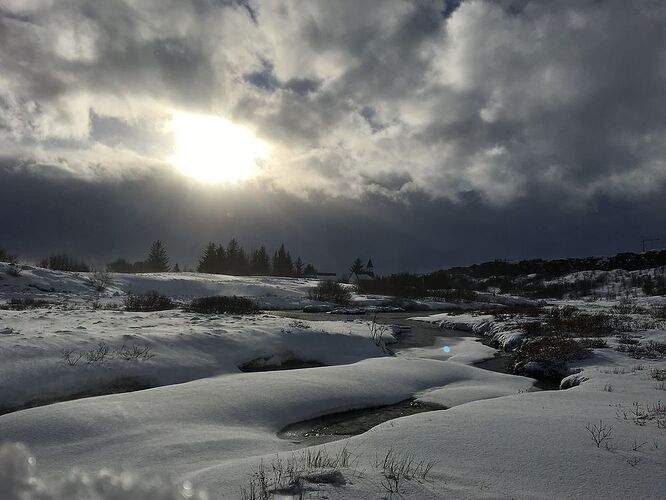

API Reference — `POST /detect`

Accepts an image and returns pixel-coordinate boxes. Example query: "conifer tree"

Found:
[350,257,364,275]
[251,246,271,275]
[215,244,226,273]
[198,242,218,273]
[145,240,170,272]
[304,263,317,277]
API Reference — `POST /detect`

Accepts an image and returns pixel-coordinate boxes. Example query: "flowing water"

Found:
[273,310,552,444]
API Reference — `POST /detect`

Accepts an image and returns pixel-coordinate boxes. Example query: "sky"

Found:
[1,0,665,273]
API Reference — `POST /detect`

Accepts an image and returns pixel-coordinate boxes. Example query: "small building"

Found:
[366,258,375,277]
[349,271,374,285]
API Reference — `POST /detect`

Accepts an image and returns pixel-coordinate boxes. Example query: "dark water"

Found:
[0,376,152,416]
[278,398,445,446]
[239,358,327,372]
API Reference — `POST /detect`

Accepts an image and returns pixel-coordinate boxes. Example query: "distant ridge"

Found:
[439,249,666,279]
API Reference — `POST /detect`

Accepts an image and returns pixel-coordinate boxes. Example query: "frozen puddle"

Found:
[278,398,445,446]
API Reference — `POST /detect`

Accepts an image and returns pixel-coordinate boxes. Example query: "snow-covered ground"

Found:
[1,265,666,499]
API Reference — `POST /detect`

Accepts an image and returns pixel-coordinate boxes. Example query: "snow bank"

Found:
[0,357,534,487]
[410,312,524,350]
[0,308,391,410]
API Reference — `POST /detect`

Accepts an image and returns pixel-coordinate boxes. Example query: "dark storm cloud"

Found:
[2,164,664,273]
[1,1,665,269]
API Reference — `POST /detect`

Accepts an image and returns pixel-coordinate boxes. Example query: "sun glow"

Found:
[169,112,269,183]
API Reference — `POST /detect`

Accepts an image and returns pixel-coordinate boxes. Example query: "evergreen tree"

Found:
[197,242,218,273]
[285,250,294,277]
[303,264,317,277]
[215,244,227,274]
[145,240,170,272]
[350,257,364,275]
[272,250,280,276]
[237,246,250,275]
[251,246,271,275]
[272,244,295,276]
[226,238,241,274]
[173,263,181,273]
[295,256,304,277]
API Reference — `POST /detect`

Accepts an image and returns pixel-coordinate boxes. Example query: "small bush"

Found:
[650,306,666,320]
[88,270,112,292]
[308,281,352,305]
[514,335,591,377]
[185,295,259,314]
[578,338,609,349]
[430,288,476,303]
[652,368,666,382]
[124,291,175,312]
[616,333,640,345]
[1,297,52,310]
[616,340,666,360]
[585,420,613,448]
[5,264,22,277]
[0,248,18,264]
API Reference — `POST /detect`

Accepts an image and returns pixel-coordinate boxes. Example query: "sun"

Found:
[169,112,269,183]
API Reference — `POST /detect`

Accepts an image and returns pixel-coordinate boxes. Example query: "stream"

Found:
[272,310,554,445]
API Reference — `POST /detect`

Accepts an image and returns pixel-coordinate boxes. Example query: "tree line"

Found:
[106,239,317,277]
[197,239,316,277]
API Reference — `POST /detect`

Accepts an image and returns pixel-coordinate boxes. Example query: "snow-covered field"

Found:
[1,265,666,499]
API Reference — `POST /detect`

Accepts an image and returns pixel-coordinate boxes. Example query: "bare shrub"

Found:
[185,295,259,315]
[631,439,647,452]
[308,281,352,305]
[62,342,155,367]
[585,420,613,448]
[377,449,436,496]
[5,264,21,277]
[124,290,175,312]
[368,314,390,352]
[62,349,82,366]
[116,344,154,361]
[85,342,110,365]
[603,384,613,392]
[88,270,112,292]
[287,320,311,329]
[240,445,357,500]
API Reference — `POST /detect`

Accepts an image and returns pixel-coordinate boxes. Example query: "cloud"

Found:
[0,0,664,207]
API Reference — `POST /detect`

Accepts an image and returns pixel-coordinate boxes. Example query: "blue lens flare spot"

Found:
[443,346,451,353]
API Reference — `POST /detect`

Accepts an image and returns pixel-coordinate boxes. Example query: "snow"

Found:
[2,265,666,499]
[0,263,324,309]
[0,307,392,410]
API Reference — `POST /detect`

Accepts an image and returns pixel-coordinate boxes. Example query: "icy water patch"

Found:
[278,398,445,446]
